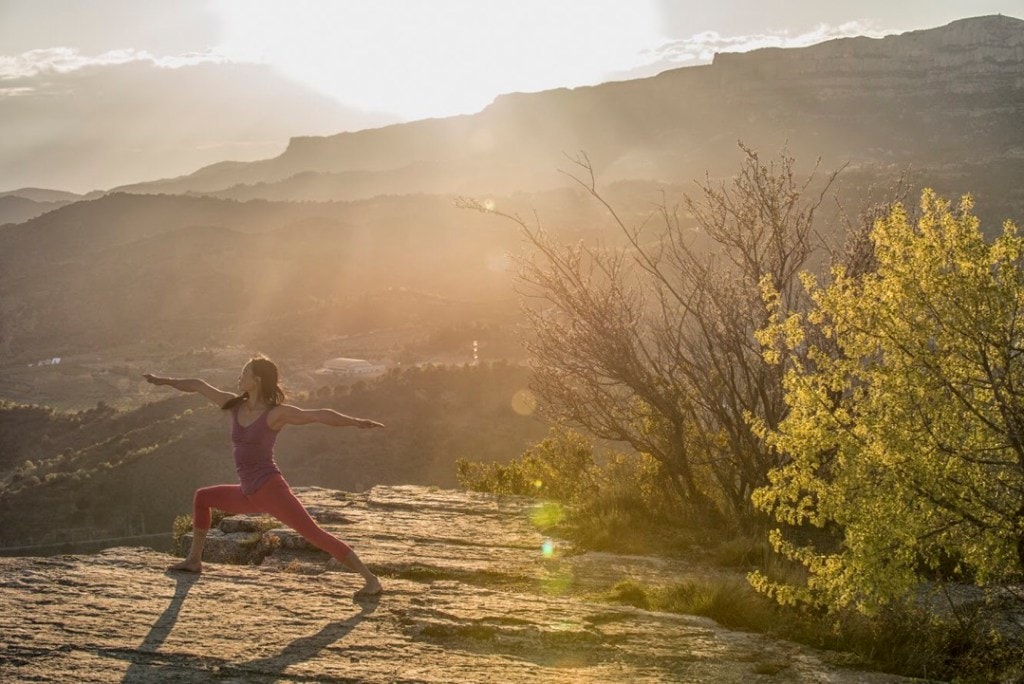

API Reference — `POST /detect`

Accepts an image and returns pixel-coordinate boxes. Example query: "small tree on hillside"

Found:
[754,190,1024,611]
[461,145,840,527]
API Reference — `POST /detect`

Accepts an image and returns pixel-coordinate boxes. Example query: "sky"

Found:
[1,0,1021,192]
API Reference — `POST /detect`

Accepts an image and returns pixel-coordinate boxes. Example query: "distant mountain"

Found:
[0,196,72,226]
[0,188,82,225]
[0,191,537,358]
[0,188,82,203]
[109,15,1024,213]
[0,60,397,194]
[1,15,1022,361]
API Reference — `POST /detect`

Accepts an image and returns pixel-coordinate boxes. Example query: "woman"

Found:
[143,355,385,597]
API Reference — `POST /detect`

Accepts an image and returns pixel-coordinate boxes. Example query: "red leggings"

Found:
[193,474,352,561]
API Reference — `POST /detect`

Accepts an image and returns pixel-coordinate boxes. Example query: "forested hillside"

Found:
[0,362,546,548]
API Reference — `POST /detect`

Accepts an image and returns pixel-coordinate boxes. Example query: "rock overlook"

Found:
[0,485,917,682]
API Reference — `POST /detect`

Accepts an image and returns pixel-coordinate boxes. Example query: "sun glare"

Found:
[511,388,537,416]
[212,0,661,121]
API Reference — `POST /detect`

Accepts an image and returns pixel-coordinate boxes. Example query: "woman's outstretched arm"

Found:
[269,404,385,431]
[143,374,237,408]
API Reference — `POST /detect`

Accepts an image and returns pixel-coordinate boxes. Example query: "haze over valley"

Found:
[1,11,1022,527]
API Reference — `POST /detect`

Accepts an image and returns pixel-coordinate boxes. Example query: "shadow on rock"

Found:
[242,601,378,677]
[119,570,200,682]
[118,572,377,683]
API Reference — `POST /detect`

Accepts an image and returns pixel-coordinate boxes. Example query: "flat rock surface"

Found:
[0,486,918,683]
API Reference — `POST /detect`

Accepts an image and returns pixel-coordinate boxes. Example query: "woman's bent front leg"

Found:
[193,484,263,530]
[170,484,263,573]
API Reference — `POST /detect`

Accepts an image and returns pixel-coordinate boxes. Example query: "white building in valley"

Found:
[318,357,386,377]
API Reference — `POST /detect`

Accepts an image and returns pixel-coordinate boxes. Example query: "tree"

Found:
[460,145,839,526]
[753,190,1024,611]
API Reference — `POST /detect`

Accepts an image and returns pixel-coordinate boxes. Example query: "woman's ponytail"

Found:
[266,382,285,406]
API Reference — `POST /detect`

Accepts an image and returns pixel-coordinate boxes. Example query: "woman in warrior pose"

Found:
[144,355,384,597]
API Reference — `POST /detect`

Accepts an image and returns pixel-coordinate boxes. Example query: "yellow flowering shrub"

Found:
[754,190,1024,611]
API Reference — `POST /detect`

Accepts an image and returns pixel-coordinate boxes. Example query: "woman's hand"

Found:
[143,373,168,386]
[355,418,385,429]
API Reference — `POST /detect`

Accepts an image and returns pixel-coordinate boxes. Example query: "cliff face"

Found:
[680,14,1024,180]
[713,15,1024,98]
[0,486,913,683]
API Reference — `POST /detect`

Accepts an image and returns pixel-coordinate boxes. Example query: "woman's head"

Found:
[226,354,286,409]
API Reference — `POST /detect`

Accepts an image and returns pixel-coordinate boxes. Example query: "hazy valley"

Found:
[3,13,1023,543]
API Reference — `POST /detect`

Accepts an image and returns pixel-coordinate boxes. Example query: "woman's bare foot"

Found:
[354,577,383,598]
[168,558,203,573]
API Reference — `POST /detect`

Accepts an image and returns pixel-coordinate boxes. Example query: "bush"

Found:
[604,579,650,609]
[459,427,697,554]
[456,426,595,501]
[171,514,192,555]
[600,575,1019,681]
[756,191,1024,611]
[171,509,229,555]
[711,533,774,569]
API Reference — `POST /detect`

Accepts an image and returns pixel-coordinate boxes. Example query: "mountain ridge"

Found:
[2,14,1022,371]
[104,14,1024,202]
[0,188,83,203]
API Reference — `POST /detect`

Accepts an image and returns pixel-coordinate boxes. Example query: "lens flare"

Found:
[531,501,564,529]
[511,388,537,416]
[541,538,554,557]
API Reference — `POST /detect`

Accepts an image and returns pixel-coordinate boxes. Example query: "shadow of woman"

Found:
[143,572,199,648]
[120,570,200,682]
[120,573,379,683]
[237,599,379,679]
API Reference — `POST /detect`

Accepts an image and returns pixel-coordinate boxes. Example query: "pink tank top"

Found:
[231,407,281,495]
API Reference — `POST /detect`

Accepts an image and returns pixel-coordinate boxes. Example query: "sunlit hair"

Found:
[221,354,287,410]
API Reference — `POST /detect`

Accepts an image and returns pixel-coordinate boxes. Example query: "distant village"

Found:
[316,341,480,378]
[316,356,387,377]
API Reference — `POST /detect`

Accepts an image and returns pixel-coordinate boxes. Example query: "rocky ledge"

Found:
[1,485,914,682]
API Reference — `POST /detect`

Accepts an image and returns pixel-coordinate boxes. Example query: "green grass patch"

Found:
[601,577,775,633]
[598,575,1020,682]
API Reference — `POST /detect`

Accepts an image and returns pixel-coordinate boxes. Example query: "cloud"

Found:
[654,21,893,64]
[0,47,231,84]
[612,21,897,81]
[0,51,396,192]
